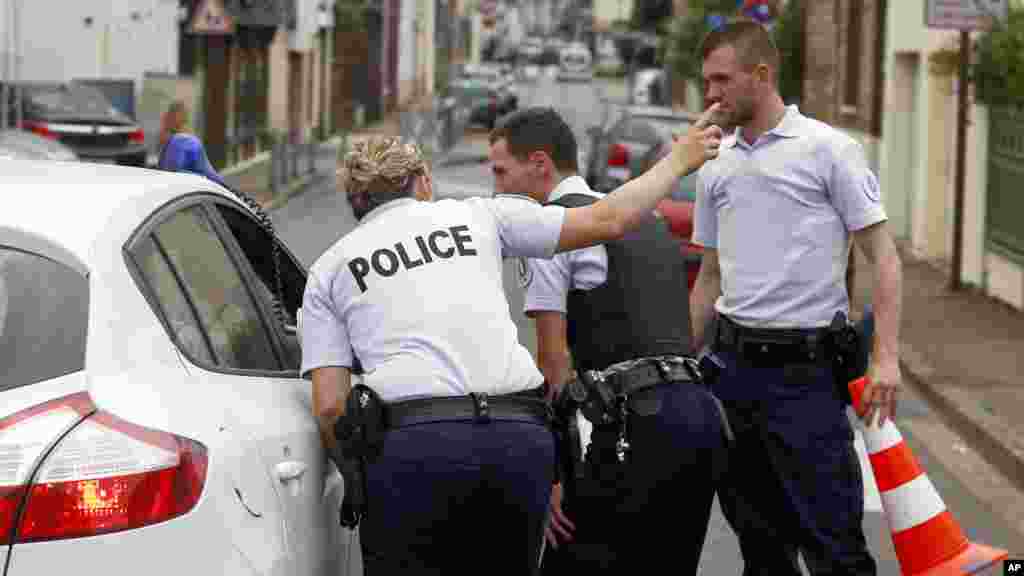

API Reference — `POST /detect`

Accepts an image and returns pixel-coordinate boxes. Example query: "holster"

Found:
[551,379,588,496]
[331,384,387,529]
[826,311,861,407]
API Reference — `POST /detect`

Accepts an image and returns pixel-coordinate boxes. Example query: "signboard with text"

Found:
[926,0,1008,30]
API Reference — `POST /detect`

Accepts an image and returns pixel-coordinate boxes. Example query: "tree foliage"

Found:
[662,0,804,103]
[972,5,1024,108]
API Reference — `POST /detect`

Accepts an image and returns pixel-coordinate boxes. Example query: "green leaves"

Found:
[974,6,1024,108]
[662,0,803,103]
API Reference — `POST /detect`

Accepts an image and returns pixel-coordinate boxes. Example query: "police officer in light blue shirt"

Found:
[301,124,721,575]
[690,20,904,576]
[490,108,727,574]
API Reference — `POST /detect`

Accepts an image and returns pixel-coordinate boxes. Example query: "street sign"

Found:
[925,0,1007,30]
[189,0,236,35]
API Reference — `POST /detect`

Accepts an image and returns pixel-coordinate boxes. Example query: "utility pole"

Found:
[11,0,21,128]
[950,29,969,291]
[2,0,9,129]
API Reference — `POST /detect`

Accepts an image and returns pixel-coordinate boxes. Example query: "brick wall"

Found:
[802,0,885,136]
[803,1,839,124]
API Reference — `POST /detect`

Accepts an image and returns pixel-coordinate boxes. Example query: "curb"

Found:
[263,169,330,212]
[900,344,1024,495]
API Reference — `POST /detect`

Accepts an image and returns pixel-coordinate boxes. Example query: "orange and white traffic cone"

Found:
[848,376,1008,575]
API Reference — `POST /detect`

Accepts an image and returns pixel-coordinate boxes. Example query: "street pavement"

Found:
[271,75,1023,573]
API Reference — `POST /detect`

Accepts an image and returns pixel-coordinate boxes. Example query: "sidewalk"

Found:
[894,243,1024,494]
[224,139,340,211]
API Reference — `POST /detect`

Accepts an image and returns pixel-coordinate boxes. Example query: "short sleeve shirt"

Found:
[692,105,887,328]
[521,176,608,315]
[300,195,566,401]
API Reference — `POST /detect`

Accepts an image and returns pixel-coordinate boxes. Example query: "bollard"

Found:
[270,142,281,196]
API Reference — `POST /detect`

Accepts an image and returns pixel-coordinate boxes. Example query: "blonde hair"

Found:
[339,136,426,197]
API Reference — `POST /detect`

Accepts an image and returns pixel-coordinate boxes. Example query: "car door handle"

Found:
[275,460,307,482]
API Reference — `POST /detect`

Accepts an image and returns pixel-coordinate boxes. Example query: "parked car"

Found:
[0,129,78,161]
[583,105,695,193]
[448,79,506,130]
[0,159,360,575]
[557,42,594,82]
[517,37,545,63]
[2,82,147,166]
[645,140,702,291]
[457,63,518,114]
[632,68,668,106]
[582,106,703,289]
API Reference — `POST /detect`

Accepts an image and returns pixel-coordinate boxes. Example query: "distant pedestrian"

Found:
[159,100,189,151]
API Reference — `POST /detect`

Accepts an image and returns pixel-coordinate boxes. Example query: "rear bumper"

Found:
[73,144,148,165]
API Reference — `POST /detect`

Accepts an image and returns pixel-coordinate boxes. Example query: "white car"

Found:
[632,68,666,106]
[0,160,360,575]
[557,43,594,83]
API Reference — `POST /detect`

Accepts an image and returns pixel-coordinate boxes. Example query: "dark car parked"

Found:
[583,105,703,289]
[2,82,147,167]
[583,105,696,194]
[448,79,508,130]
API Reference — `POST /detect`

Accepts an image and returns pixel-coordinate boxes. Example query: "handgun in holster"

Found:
[331,384,386,529]
[551,378,589,497]
[695,348,736,446]
[827,311,861,407]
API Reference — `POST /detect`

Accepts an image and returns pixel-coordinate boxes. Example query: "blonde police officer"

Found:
[301,109,721,575]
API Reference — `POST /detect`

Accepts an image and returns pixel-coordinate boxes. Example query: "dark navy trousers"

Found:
[712,343,878,576]
[541,381,726,574]
[359,419,555,575]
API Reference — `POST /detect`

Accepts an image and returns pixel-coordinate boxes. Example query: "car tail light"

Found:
[607,143,629,167]
[0,392,207,544]
[22,121,58,140]
[128,129,145,143]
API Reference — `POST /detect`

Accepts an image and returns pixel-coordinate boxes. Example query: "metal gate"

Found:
[986,107,1024,262]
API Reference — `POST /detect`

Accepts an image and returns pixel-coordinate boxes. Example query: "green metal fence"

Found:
[986,107,1024,263]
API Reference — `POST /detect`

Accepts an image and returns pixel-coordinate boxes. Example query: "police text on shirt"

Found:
[348,225,477,293]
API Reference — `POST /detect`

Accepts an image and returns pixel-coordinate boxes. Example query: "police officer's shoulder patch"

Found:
[516,257,534,289]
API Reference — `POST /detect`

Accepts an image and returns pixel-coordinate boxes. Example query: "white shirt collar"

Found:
[548,175,598,203]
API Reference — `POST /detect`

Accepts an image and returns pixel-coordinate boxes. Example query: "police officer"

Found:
[690,20,904,575]
[488,108,727,574]
[302,118,722,575]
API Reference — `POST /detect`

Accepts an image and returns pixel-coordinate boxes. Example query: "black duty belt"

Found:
[715,315,831,364]
[386,390,551,429]
[590,355,699,396]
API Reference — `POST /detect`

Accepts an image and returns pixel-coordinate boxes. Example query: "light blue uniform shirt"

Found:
[522,175,608,314]
[692,105,887,329]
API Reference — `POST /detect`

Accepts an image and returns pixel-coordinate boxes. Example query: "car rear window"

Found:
[0,248,88,391]
[25,84,114,116]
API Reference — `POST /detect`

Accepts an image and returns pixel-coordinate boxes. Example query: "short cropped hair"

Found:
[699,18,780,76]
[489,107,578,173]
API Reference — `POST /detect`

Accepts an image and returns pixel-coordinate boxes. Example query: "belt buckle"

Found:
[470,392,491,423]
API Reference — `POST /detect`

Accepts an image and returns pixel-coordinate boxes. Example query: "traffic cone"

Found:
[848,376,1008,575]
